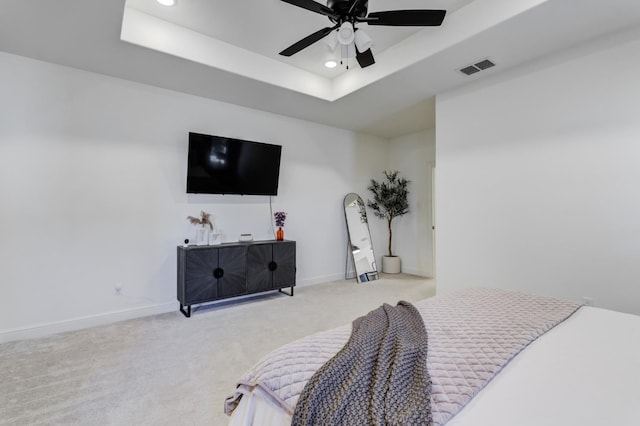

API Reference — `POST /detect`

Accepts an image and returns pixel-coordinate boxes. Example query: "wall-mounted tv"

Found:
[186,132,282,195]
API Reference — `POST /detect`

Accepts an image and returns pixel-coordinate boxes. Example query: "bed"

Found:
[224,288,640,425]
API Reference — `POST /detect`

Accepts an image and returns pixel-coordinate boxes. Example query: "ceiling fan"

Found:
[279,0,446,69]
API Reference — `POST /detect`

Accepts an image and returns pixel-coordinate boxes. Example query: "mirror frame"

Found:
[343,193,379,283]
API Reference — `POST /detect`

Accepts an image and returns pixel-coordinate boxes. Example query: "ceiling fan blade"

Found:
[279,26,336,57]
[280,0,340,20]
[366,10,446,26]
[355,47,375,68]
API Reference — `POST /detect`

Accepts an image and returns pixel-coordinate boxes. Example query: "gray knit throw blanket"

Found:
[291,301,432,426]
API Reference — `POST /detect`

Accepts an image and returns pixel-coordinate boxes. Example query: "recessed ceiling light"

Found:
[157,0,176,6]
[324,60,337,69]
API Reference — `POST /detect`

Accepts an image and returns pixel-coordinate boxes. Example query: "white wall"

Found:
[387,129,436,277]
[435,28,640,315]
[0,52,390,341]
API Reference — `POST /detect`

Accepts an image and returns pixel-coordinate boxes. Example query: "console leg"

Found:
[278,287,294,297]
[180,303,191,318]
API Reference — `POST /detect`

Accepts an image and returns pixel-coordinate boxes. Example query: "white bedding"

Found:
[229,306,640,425]
[448,306,640,425]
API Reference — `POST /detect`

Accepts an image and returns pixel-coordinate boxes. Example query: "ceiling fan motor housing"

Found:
[327,0,368,22]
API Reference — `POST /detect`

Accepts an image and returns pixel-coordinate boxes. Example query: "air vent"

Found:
[474,59,495,70]
[460,65,480,76]
[458,58,496,76]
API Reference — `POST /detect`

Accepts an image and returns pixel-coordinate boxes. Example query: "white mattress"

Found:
[229,306,640,426]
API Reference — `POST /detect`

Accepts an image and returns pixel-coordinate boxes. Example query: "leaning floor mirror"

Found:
[343,193,379,283]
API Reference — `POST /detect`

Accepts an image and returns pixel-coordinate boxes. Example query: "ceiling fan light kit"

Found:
[279,0,446,69]
[337,22,355,45]
[323,31,339,51]
[354,29,372,52]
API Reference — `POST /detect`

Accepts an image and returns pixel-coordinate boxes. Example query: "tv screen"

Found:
[186,132,282,195]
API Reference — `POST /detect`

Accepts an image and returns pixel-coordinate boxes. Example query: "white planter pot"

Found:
[382,256,401,274]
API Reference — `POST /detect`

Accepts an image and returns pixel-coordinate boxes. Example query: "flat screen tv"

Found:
[186,132,282,195]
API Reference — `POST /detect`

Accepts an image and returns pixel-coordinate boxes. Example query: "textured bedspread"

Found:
[292,301,431,426]
[225,288,581,425]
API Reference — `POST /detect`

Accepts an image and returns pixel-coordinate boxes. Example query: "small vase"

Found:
[276,226,285,241]
[196,225,208,246]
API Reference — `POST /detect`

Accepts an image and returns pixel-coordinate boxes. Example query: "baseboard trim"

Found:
[400,267,432,278]
[1,270,430,344]
[0,301,177,344]
[297,272,348,286]
[298,270,432,285]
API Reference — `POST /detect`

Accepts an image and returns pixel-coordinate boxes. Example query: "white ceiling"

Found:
[1,0,640,139]
[125,0,474,79]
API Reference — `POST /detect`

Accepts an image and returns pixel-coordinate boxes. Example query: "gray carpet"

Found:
[0,274,435,425]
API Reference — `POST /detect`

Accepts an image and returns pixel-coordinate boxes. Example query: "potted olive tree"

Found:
[367,170,410,274]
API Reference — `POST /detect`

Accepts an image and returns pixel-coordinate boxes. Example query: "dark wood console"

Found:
[177,240,296,317]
